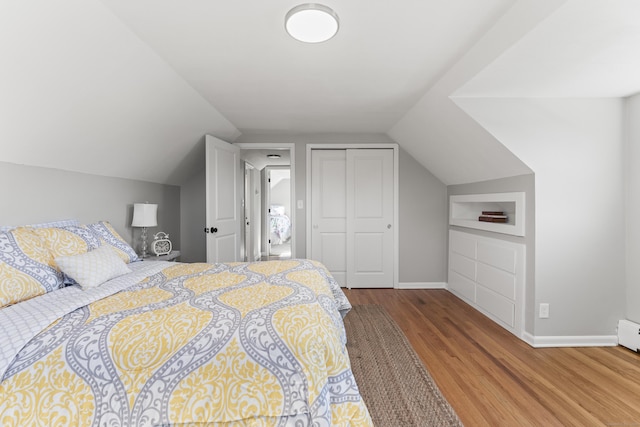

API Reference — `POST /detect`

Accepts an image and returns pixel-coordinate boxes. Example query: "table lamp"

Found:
[132,203,158,258]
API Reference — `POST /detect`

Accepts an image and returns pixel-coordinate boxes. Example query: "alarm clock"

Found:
[151,232,172,256]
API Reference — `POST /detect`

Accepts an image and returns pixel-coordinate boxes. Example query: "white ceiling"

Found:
[98,0,512,134]
[2,0,639,185]
[240,149,291,171]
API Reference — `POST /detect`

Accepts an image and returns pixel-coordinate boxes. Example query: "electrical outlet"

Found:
[539,303,550,319]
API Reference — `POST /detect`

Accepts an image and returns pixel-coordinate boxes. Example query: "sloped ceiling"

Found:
[2,0,637,186]
[455,0,640,98]
[98,0,512,135]
[0,0,239,185]
[389,0,564,185]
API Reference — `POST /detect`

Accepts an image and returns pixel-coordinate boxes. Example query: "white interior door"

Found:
[205,135,241,263]
[346,149,394,288]
[311,150,347,286]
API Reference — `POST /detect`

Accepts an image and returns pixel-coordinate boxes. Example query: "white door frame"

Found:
[265,165,292,257]
[306,143,399,289]
[235,143,296,259]
[243,161,255,262]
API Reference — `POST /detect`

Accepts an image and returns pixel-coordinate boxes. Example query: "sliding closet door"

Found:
[311,150,347,286]
[310,148,394,288]
[346,149,394,288]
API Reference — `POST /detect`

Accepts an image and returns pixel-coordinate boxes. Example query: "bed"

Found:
[0,221,371,426]
[270,205,291,245]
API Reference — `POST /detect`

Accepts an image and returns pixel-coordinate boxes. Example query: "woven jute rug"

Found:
[344,304,463,427]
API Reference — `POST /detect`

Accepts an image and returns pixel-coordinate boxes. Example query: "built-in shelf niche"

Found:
[449,192,525,237]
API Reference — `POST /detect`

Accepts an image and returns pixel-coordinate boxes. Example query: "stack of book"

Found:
[478,211,508,223]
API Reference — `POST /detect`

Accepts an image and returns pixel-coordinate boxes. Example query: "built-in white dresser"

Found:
[448,230,525,337]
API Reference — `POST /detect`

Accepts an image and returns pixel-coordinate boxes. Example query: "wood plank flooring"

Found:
[343,289,640,427]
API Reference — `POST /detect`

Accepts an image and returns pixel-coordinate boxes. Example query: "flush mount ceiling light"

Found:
[285,4,339,43]
[267,154,281,159]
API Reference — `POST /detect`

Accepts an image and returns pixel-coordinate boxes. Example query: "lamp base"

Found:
[140,227,149,259]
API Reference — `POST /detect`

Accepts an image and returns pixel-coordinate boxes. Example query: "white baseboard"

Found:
[397,282,447,290]
[522,332,618,348]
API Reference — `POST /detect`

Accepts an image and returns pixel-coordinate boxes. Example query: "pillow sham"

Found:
[86,221,139,263]
[32,225,103,285]
[55,245,132,289]
[0,228,64,308]
[32,225,101,259]
[0,219,80,233]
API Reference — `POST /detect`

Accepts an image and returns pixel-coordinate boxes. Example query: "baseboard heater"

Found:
[618,320,640,352]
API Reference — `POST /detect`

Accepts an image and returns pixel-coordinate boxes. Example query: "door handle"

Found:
[211,227,218,233]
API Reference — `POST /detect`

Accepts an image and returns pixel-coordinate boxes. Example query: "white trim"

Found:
[305,147,312,262]
[522,332,618,348]
[306,144,399,289]
[234,143,296,258]
[393,145,399,289]
[398,282,447,289]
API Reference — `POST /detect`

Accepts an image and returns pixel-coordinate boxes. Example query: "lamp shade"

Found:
[132,203,158,227]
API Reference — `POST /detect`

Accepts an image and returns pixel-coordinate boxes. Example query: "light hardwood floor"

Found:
[343,288,640,427]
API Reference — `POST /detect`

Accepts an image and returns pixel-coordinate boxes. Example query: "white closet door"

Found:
[311,150,347,286]
[346,149,394,288]
[310,148,394,288]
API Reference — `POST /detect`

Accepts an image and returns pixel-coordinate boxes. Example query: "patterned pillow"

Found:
[0,219,79,233]
[32,225,101,259]
[86,221,139,263]
[32,225,103,285]
[0,228,64,308]
[55,245,132,289]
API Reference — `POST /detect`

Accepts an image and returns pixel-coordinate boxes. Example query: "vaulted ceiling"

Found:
[1,0,638,185]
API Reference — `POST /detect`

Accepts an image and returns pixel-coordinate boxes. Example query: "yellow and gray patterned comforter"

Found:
[0,259,372,426]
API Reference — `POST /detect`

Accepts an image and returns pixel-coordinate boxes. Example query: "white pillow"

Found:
[55,245,132,289]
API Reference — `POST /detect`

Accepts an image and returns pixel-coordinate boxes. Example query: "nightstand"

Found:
[143,250,181,262]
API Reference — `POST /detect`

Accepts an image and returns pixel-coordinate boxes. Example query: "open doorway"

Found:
[237,143,295,262]
[243,162,260,262]
[266,167,291,259]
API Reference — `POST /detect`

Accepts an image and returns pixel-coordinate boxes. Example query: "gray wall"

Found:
[399,147,448,283]
[180,168,207,263]
[0,161,180,252]
[455,98,626,338]
[626,93,640,324]
[179,134,449,283]
[448,174,535,333]
[233,134,449,283]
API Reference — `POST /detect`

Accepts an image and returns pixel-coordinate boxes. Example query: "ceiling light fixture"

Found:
[285,4,339,43]
[267,154,281,159]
